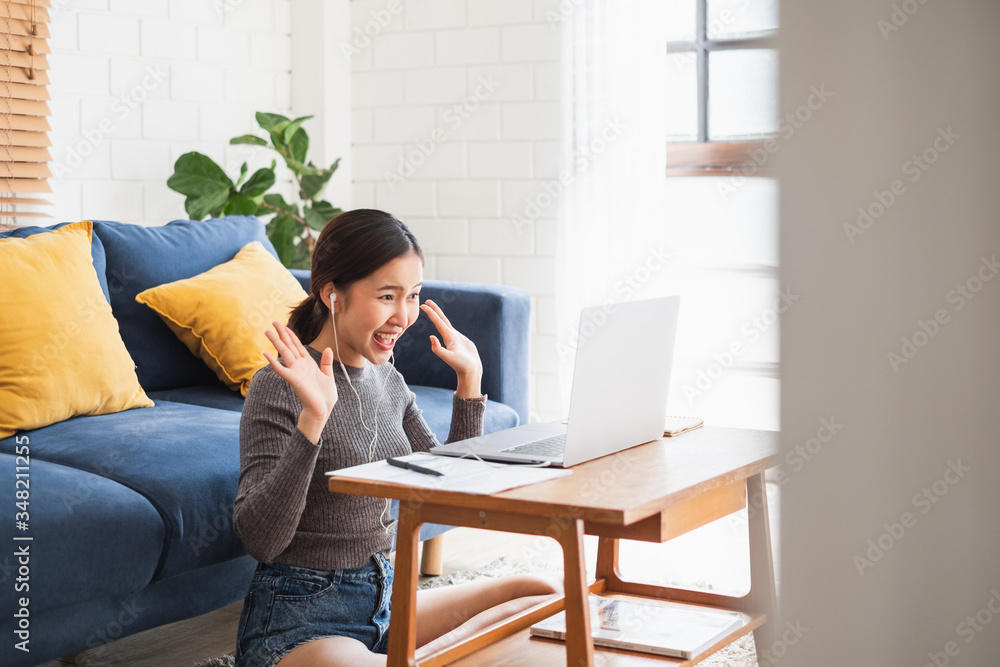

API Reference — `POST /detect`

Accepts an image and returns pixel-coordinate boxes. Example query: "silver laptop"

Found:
[430,295,680,468]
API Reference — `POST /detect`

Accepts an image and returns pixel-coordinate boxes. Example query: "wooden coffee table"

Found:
[328,426,779,666]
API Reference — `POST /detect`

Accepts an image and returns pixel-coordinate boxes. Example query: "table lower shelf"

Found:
[368,451,778,667]
[442,591,766,666]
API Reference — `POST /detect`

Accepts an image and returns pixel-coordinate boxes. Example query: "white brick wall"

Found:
[351,0,563,420]
[45,0,563,420]
[48,0,293,226]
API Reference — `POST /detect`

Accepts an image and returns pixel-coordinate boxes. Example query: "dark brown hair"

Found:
[286,209,423,344]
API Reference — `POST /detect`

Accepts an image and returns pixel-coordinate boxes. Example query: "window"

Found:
[665,0,778,174]
[656,1,781,431]
[1,0,53,226]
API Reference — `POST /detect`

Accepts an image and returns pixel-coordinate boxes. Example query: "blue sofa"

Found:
[0,216,530,666]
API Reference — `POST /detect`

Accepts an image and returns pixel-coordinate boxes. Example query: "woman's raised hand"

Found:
[420,299,484,398]
[263,321,337,444]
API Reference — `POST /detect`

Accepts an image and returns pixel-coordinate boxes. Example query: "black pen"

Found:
[386,456,445,477]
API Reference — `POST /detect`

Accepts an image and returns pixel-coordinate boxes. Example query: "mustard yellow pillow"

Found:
[0,221,153,438]
[135,241,307,396]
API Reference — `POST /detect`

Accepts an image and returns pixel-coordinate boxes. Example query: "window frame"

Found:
[666,0,777,175]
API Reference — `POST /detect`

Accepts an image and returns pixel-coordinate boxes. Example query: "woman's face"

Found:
[331,251,423,367]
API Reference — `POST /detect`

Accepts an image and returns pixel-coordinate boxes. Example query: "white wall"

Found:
[44,0,780,426]
[347,0,562,421]
[47,0,294,226]
[779,1,1000,664]
[660,176,780,433]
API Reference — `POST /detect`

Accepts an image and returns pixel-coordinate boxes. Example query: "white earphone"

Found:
[330,290,398,534]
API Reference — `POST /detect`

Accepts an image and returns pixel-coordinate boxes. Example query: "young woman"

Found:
[233,209,560,667]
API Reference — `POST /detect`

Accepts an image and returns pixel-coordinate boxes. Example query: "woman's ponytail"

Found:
[286,292,327,346]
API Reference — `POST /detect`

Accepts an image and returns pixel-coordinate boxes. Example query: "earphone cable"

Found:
[331,300,400,535]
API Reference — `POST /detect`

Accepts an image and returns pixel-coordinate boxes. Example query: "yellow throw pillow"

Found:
[135,241,307,396]
[0,221,153,438]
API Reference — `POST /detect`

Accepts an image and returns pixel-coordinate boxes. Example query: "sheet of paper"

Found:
[326,452,571,495]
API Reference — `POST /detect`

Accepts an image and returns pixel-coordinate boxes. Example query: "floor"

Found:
[41,481,780,667]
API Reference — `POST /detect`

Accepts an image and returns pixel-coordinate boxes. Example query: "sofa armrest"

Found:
[285,271,531,425]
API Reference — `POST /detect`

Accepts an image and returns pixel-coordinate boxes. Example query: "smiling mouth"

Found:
[373,331,400,350]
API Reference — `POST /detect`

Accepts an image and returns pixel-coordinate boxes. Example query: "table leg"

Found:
[387,502,422,667]
[743,471,777,662]
[420,534,445,576]
[595,536,623,591]
[556,517,594,667]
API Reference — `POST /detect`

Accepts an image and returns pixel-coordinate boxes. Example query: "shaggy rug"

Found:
[193,556,757,666]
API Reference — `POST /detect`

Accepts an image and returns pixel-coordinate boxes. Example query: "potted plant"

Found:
[167,112,341,269]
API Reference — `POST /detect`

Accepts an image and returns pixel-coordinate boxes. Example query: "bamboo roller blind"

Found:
[1,0,52,225]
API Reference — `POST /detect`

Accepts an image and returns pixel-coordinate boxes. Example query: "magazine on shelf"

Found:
[529,594,747,660]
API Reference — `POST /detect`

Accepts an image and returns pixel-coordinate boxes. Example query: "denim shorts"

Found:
[235,552,393,667]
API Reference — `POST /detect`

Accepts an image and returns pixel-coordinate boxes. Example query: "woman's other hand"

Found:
[420,299,484,399]
[263,321,337,444]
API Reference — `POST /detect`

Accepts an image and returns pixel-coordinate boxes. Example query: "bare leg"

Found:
[415,593,555,659]
[414,573,562,645]
[275,573,561,667]
[277,636,386,667]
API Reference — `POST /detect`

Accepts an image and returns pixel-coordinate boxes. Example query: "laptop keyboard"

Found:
[501,434,567,457]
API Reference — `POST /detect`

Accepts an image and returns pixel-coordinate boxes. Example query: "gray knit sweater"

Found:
[233,344,485,570]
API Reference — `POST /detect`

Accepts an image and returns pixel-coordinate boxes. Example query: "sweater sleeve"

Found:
[403,389,486,453]
[233,367,323,563]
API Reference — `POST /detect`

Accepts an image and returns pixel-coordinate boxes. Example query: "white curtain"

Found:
[553,0,669,414]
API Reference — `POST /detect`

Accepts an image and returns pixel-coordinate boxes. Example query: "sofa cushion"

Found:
[146,384,247,412]
[0,401,247,582]
[0,452,164,613]
[135,240,307,397]
[409,385,520,441]
[92,216,277,392]
[0,221,111,302]
[0,221,154,439]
